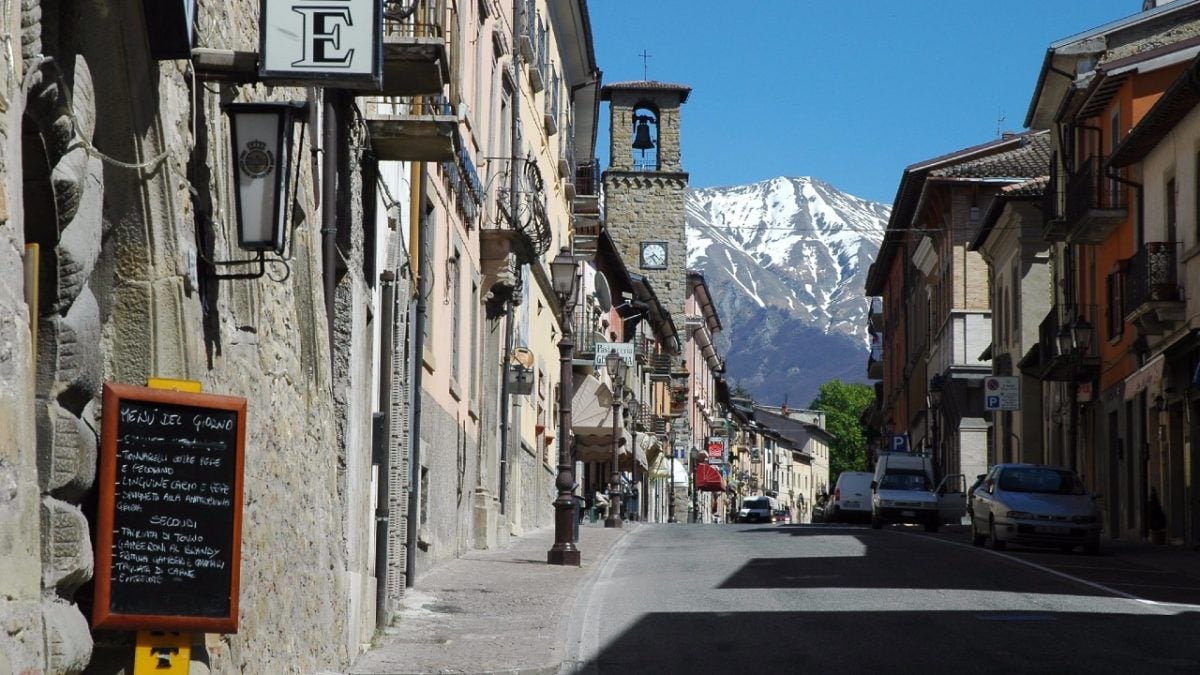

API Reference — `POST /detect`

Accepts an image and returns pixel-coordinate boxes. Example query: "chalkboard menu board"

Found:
[93,382,246,632]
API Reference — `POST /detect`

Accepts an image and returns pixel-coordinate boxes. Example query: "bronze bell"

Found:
[632,116,655,151]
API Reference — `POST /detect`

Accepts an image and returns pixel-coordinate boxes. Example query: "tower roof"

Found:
[601,80,691,103]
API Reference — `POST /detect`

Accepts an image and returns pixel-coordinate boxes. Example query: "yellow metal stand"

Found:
[133,630,191,673]
[133,378,203,673]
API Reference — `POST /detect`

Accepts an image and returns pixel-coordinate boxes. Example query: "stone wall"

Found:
[0,0,47,668]
[0,0,385,671]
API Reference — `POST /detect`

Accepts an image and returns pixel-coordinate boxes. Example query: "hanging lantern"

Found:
[225,102,306,254]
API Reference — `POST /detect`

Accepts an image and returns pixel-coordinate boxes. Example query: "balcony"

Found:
[867,344,883,380]
[1041,164,1069,242]
[544,64,560,137]
[363,96,457,161]
[868,297,883,332]
[571,305,607,360]
[483,160,552,268]
[1030,305,1099,382]
[379,0,449,97]
[1064,155,1127,243]
[1125,242,1185,335]
[572,160,601,257]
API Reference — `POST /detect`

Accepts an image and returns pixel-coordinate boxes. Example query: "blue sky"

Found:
[588,0,1144,204]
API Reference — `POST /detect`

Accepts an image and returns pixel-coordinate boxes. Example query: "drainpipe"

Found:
[322,92,339,364]
[406,163,428,586]
[375,271,395,627]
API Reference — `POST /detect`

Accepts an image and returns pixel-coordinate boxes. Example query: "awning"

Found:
[648,453,690,481]
[575,429,647,470]
[1124,354,1165,401]
[640,433,662,467]
[695,463,726,493]
[571,372,617,436]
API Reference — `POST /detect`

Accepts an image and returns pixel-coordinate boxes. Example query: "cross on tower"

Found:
[639,49,652,80]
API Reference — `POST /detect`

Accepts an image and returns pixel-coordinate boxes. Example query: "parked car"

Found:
[966,473,987,519]
[828,471,873,523]
[738,496,775,523]
[969,464,1100,554]
[871,452,965,532]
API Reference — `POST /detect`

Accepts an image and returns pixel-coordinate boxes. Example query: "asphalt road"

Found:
[561,522,1200,674]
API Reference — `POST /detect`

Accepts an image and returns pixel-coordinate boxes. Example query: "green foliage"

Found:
[809,380,874,483]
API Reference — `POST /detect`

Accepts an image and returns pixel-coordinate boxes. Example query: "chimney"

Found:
[1144,0,1182,10]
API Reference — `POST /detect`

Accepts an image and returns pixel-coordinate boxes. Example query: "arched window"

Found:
[631,104,658,171]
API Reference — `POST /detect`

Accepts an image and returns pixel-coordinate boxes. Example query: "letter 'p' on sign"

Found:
[889,434,909,452]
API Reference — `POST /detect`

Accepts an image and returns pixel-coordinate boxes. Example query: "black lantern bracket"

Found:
[202,100,309,282]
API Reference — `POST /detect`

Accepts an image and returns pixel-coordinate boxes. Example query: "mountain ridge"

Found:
[686,176,889,406]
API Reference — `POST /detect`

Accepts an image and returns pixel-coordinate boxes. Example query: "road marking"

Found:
[974,613,1055,621]
[916,532,1193,612]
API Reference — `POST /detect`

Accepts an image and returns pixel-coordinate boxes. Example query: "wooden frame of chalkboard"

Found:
[93,382,247,632]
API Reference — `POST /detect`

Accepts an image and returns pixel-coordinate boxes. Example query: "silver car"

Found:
[970,464,1101,554]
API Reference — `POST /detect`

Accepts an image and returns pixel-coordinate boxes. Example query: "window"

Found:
[1106,269,1124,340]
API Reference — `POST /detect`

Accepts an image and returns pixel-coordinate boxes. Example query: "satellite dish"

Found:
[593,271,612,312]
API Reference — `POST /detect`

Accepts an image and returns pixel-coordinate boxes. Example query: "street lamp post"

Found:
[929,373,943,470]
[1058,316,1093,473]
[547,248,581,566]
[605,349,627,528]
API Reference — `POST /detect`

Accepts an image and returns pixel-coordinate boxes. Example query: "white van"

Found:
[828,471,873,523]
[870,452,966,532]
[738,495,777,524]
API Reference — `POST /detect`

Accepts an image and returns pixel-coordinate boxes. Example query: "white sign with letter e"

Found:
[260,0,382,88]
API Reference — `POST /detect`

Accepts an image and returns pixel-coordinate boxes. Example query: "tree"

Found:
[809,380,874,483]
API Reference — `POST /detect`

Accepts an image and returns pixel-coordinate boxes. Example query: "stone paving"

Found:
[350,522,629,675]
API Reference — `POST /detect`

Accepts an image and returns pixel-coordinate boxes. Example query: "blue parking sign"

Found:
[889,434,909,452]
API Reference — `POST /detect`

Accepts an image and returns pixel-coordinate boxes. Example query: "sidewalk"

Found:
[350,522,629,675]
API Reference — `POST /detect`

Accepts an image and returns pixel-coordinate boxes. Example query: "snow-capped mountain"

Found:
[687,177,889,407]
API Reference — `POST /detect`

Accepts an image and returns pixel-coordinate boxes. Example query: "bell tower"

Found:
[602,81,691,321]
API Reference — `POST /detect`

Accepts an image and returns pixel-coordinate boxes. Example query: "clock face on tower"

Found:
[639,241,668,269]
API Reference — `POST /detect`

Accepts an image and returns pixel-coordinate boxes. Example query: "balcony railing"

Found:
[1064,154,1126,242]
[1041,158,1069,241]
[1125,241,1185,335]
[489,160,552,263]
[380,0,448,96]
[867,344,883,380]
[1127,242,1181,307]
[440,135,484,226]
[575,159,600,199]
[868,297,883,331]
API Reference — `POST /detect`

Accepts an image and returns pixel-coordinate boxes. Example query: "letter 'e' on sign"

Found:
[93,383,247,632]
[260,0,382,89]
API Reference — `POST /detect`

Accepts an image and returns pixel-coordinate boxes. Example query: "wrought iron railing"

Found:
[1126,241,1182,309]
[1042,155,1060,221]
[441,134,484,225]
[575,159,600,197]
[492,159,551,260]
[383,0,445,39]
[1065,154,1125,225]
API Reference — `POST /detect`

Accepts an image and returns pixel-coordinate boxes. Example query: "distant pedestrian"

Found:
[593,490,610,520]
